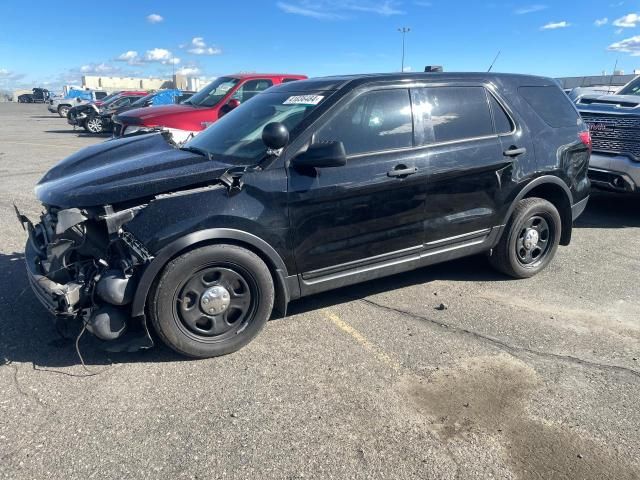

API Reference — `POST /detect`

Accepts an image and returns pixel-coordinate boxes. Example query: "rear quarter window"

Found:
[518,86,578,128]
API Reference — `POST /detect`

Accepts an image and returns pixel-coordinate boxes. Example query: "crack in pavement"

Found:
[3,360,46,407]
[360,299,640,381]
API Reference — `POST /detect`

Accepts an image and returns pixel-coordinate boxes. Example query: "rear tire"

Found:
[150,244,274,358]
[489,197,561,279]
[58,105,70,118]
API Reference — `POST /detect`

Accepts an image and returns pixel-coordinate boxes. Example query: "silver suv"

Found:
[47,90,110,117]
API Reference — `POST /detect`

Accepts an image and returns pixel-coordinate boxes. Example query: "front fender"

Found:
[130,228,298,317]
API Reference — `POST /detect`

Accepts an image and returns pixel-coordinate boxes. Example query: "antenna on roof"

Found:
[487,50,501,72]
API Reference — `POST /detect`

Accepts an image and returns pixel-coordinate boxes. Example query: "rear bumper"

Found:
[589,153,640,192]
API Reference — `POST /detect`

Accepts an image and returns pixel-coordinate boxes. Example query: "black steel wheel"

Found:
[150,244,274,358]
[489,197,561,278]
[515,215,553,266]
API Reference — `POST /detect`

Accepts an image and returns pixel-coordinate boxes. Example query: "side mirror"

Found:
[291,141,347,169]
[219,98,242,119]
[227,98,241,110]
[262,122,289,150]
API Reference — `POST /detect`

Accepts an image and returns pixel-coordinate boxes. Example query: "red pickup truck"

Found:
[112,73,306,143]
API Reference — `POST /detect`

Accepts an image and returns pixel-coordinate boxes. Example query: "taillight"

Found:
[579,130,592,151]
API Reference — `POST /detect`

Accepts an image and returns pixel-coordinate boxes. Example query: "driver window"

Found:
[314,89,413,156]
[232,79,274,102]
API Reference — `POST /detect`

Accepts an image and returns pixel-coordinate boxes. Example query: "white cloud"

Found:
[117,50,138,61]
[115,50,143,65]
[277,2,344,19]
[144,48,180,64]
[147,13,164,24]
[79,63,119,75]
[277,1,404,20]
[515,4,547,14]
[613,13,640,28]
[541,21,570,30]
[608,35,640,56]
[0,68,26,82]
[594,17,608,27]
[185,37,222,55]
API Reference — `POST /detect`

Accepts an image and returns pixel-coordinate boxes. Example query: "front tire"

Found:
[150,244,275,358]
[489,197,561,279]
[84,115,103,134]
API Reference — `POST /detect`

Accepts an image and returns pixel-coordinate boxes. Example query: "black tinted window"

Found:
[519,86,578,127]
[418,87,493,143]
[315,89,413,155]
[488,94,514,134]
[95,92,108,99]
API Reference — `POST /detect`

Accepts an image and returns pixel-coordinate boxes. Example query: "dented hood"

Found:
[36,133,233,208]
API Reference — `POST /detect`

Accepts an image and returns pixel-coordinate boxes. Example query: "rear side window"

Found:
[415,87,494,144]
[488,94,514,134]
[315,89,413,155]
[519,86,578,127]
[95,92,108,99]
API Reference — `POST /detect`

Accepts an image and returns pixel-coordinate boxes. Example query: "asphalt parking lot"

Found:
[0,102,639,480]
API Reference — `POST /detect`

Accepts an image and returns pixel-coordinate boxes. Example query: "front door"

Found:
[288,88,429,278]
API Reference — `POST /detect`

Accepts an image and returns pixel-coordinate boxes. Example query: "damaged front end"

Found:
[17,203,152,344]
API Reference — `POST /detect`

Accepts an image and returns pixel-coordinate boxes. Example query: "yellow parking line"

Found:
[323,309,402,373]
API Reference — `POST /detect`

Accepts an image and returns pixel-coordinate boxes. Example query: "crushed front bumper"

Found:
[24,238,82,316]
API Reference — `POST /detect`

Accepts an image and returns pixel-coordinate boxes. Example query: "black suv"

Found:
[17,72,591,358]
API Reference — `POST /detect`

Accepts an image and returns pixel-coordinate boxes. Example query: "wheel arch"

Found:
[131,228,297,318]
[505,176,573,246]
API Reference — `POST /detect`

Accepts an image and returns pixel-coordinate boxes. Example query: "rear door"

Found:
[413,85,520,244]
[288,87,429,276]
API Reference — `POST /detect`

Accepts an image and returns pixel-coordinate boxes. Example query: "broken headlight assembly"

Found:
[18,203,151,342]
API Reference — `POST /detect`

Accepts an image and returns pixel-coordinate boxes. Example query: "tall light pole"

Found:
[398,27,410,72]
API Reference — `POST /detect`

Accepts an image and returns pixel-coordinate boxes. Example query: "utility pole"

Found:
[398,27,410,72]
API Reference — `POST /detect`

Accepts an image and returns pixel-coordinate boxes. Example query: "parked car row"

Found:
[19,71,594,359]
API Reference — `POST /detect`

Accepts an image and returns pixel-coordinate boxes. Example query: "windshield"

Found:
[185,91,326,165]
[618,77,640,96]
[131,93,155,108]
[99,92,120,103]
[184,77,239,107]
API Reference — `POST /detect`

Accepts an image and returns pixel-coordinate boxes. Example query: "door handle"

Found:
[503,147,527,157]
[387,166,418,178]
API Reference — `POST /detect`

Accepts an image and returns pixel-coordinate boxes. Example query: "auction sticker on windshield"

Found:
[283,95,324,105]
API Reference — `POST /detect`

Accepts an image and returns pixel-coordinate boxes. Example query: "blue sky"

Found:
[1,1,639,91]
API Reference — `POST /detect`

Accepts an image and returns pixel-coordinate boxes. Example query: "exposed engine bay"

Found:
[18,203,152,343]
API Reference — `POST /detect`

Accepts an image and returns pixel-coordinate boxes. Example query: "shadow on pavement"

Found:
[0,251,183,370]
[43,129,110,138]
[575,191,640,229]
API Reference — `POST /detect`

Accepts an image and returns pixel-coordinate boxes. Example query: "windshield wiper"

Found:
[180,146,213,160]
